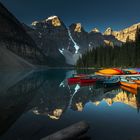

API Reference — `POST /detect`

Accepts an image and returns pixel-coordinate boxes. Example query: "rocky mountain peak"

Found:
[31,21,39,26]
[91,28,100,33]
[31,15,64,29]
[74,23,82,32]
[104,27,113,35]
[69,23,86,33]
[45,16,61,27]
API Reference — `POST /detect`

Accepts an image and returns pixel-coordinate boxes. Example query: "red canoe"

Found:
[68,74,87,85]
[68,77,80,85]
[80,78,97,84]
[80,82,96,87]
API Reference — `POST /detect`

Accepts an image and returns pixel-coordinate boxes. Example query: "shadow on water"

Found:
[0,69,140,140]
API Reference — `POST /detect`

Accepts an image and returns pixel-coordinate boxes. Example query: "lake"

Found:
[0,69,140,140]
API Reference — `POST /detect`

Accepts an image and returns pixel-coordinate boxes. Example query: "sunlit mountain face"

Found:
[0,69,140,140]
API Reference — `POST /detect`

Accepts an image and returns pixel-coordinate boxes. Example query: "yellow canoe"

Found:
[96,68,123,75]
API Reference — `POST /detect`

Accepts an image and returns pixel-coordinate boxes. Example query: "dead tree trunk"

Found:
[41,121,90,140]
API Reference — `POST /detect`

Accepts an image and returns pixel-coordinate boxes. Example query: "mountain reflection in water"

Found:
[0,69,140,140]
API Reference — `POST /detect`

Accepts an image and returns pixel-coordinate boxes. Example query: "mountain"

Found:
[26,18,123,65]
[2,0,138,67]
[27,16,68,66]
[69,23,122,49]
[0,2,48,69]
[25,14,133,66]
[1,1,140,67]
[25,16,81,65]
[23,23,68,66]
[104,23,140,42]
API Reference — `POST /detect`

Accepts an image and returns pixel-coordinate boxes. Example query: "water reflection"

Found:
[0,69,140,140]
[69,84,140,111]
[0,70,47,135]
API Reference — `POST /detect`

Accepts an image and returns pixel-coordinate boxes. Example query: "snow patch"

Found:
[33,109,40,115]
[31,21,39,26]
[59,81,65,87]
[58,48,64,54]
[68,29,80,54]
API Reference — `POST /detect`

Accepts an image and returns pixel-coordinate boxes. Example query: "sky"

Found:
[0,0,140,32]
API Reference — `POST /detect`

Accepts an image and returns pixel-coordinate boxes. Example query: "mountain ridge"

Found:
[1,1,140,67]
[104,22,140,42]
[27,16,140,65]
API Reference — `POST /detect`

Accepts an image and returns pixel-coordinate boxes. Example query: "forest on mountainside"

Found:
[76,28,140,68]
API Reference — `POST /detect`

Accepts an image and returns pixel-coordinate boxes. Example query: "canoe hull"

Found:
[80,79,97,84]
[97,68,123,75]
[103,82,120,88]
[80,82,96,87]
[120,81,137,89]
[68,78,80,85]
[134,80,140,84]
[121,86,137,94]
[96,77,120,88]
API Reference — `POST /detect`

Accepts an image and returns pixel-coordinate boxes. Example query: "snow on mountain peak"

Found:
[31,16,61,27]
[47,16,58,20]
[45,16,61,26]
[31,21,39,26]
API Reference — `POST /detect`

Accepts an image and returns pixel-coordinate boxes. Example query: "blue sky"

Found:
[0,0,140,32]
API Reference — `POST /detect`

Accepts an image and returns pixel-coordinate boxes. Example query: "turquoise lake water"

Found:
[0,69,140,140]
